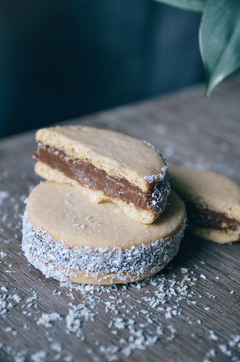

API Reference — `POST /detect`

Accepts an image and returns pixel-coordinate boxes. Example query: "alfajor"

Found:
[22,181,186,285]
[33,126,170,224]
[170,166,240,243]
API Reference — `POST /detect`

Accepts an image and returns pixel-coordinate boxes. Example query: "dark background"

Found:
[0,0,204,139]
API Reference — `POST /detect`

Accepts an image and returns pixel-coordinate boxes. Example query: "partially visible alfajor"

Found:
[170,166,240,244]
[33,126,170,224]
[22,181,186,285]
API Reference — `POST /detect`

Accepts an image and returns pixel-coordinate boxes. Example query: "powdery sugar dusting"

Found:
[22,211,186,284]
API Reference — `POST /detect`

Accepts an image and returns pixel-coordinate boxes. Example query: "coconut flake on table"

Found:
[31,350,48,362]
[0,250,7,258]
[37,313,62,328]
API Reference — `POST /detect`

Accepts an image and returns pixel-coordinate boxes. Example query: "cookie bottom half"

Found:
[22,211,186,285]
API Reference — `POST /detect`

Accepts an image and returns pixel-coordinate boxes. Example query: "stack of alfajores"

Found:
[22,126,186,284]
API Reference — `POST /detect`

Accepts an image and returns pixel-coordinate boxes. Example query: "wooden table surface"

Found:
[0,76,240,362]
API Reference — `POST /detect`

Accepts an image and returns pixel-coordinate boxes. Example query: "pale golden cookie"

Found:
[22,182,186,284]
[33,126,170,224]
[170,166,240,243]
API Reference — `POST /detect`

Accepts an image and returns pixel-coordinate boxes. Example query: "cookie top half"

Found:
[36,126,167,192]
[170,167,240,221]
[26,181,186,250]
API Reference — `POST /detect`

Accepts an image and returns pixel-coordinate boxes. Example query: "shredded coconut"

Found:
[37,313,62,328]
[31,350,48,362]
[65,303,95,338]
[209,330,218,341]
[14,349,28,362]
[229,335,240,347]
[0,250,7,258]
[219,344,232,357]
[50,342,62,352]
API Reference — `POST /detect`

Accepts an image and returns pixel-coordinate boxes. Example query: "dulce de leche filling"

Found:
[186,201,240,231]
[33,145,164,212]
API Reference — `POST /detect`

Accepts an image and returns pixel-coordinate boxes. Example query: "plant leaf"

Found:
[200,0,240,97]
[153,0,205,12]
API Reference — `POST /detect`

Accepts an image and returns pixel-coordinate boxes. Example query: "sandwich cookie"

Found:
[170,166,240,243]
[33,126,170,224]
[22,181,186,284]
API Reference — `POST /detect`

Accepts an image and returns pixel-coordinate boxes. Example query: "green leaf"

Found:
[200,0,240,97]
[153,0,205,12]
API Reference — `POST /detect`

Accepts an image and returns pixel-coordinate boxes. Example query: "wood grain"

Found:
[0,75,240,362]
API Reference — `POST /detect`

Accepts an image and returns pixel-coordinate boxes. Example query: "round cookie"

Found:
[22,181,186,284]
[33,126,170,224]
[170,166,240,243]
